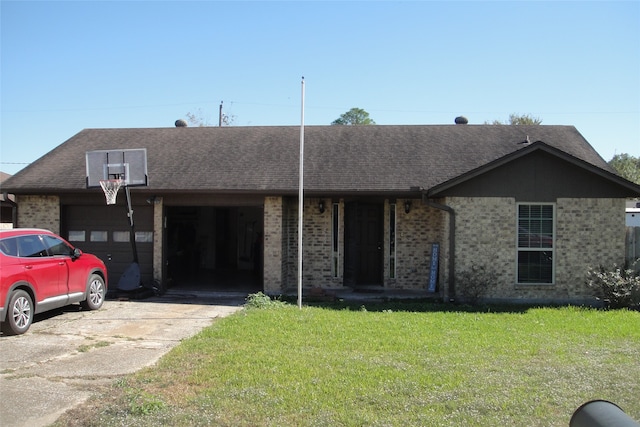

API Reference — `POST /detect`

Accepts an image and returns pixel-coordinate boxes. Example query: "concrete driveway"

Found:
[0,291,246,427]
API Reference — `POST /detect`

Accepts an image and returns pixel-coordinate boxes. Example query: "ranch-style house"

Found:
[3,123,639,304]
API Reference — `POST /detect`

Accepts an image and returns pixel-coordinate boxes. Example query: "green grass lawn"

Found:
[57,300,640,426]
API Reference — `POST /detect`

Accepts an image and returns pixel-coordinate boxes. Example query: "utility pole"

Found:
[219,101,223,127]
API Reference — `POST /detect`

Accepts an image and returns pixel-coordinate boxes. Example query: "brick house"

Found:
[3,124,639,304]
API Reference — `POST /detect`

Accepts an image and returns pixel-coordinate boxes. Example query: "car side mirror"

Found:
[72,248,82,259]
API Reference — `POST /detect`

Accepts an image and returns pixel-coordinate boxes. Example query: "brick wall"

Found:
[277,198,446,293]
[302,198,333,285]
[390,199,446,290]
[16,195,60,233]
[446,196,627,303]
[280,197,337,290]
[556,198,626,301]
[18,192,623,304]
[263,196,284,293]
[447,197,517,301]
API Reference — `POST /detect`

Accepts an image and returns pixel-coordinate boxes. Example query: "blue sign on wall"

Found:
[428,243,439,293]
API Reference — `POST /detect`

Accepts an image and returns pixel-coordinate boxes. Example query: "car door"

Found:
[40,234,74,295]
[16,235,63,302]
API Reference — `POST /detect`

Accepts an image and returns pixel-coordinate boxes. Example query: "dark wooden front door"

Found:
[344,202,384,286]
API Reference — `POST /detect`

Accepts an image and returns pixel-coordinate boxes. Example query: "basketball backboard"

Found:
[86,149,148,188]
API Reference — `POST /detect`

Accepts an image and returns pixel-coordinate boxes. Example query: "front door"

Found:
[344,202,384,287]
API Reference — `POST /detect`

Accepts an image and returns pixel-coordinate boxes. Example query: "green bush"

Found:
[244,292,287,309]
[586,263,640,309]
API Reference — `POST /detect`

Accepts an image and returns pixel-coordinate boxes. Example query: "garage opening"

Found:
[165,206,263,292]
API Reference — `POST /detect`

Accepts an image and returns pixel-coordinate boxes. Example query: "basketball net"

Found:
[99,178,124,205]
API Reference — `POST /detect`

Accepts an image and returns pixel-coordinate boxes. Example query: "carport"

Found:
[60,185,265,294]
[164,205,263,293]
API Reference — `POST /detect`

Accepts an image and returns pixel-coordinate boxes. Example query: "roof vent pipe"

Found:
[454,116,468,125]
[175,119,188,127]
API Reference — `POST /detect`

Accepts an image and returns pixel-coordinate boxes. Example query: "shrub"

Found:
[457,264,496,304]
[586,263,640,309]
[244,292,287,309]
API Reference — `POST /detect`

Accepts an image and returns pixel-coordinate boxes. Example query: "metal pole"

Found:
[298,77,305,309]
[124,186,139,264]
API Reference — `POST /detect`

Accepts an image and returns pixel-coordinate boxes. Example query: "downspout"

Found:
[11,199,17,228]
[422,194,456,302]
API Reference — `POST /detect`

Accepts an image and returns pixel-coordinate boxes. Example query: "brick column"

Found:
[263,196,284,293]
[152,197,164,285]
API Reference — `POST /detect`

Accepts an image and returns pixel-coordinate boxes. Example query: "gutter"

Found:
[421,194,456,302]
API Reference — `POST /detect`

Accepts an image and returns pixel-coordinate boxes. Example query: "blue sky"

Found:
[1,0,638,176]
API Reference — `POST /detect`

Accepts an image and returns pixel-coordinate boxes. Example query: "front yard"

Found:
[56,300,640,426]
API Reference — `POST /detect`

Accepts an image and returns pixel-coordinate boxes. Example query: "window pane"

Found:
[0,237,19,256]
[18,236,48,257]
[113,231,130,242]
[332,204,339,252]
[518,205,553,249]
[530,220,541,234]
[135,231,153,243]
[528,205,538,217]
[518,251,553,283]
[91,231,108,242]
[42,235,74,256]
[68,231,86,242]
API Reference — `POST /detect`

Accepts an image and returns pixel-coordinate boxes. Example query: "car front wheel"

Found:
[81,274,105,310]
[1,289,34,336]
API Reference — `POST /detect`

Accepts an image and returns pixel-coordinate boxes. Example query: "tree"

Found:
[485,113,542,125]
[220,112,235,126]
[609,153,640,185]
[185,108,211,127]
[331,108,376,125]
[185,106,235,127]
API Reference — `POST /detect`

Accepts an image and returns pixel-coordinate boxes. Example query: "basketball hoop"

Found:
[99,178,124,205]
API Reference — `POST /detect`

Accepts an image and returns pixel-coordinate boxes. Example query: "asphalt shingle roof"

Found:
[1,125,616,195]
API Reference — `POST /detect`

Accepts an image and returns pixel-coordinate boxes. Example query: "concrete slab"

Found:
[0,291,245,427]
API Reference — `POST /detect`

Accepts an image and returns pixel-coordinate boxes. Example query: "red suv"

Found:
[0,229,108,335]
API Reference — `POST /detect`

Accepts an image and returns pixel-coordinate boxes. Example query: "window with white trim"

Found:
[332,203,339,277]
[517,203,554,284]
